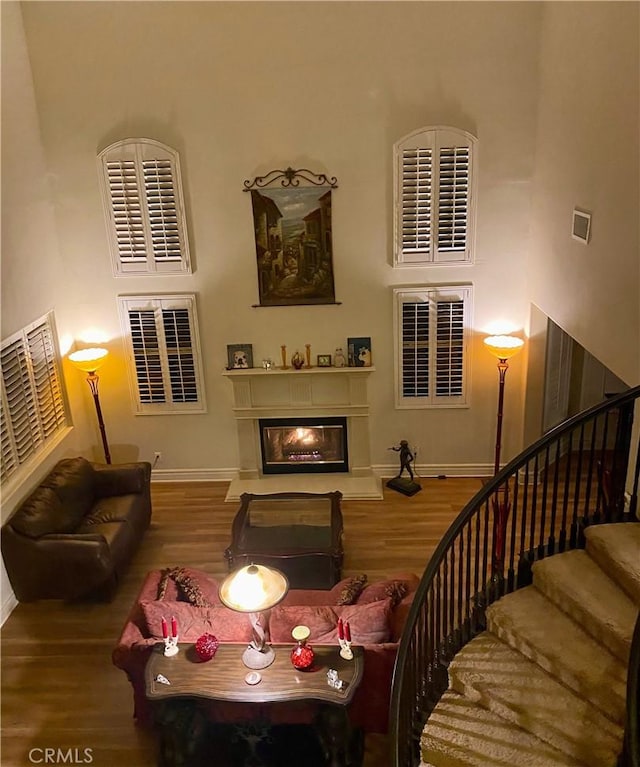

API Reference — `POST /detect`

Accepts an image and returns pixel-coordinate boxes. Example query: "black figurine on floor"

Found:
[390,440,415,480]
[386,441,421,496]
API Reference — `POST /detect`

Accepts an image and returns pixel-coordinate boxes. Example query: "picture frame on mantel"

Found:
[317,354,332,367]
[347,337,372,367]
[244,167,340,307]
[227,344,253,370]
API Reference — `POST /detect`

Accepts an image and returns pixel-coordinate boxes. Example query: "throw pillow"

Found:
[156,566,213,607]
[141,600,253,643]
[153,567,221,606]
[269,599,392,645]
[358,576,417,606]
[335,573,368,605]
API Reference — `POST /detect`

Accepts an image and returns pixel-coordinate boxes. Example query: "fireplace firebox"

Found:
[259,417,349,475]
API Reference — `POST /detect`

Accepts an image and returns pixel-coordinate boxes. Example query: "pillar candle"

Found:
[161,617,168,639]
[171,616,178,638]
[344,621,351,642]
[337,618,344,640]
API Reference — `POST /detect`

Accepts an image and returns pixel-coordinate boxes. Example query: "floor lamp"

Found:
[68,347,111,464]
[483,335,524,581]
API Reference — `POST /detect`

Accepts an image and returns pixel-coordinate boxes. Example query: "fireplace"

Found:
[259,417,349,475]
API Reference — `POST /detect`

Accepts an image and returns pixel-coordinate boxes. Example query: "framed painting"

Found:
[249,182,337,307]
[227,344,253,370]
[347,337,372,367]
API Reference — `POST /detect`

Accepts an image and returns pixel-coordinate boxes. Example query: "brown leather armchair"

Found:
[1,456,152,601]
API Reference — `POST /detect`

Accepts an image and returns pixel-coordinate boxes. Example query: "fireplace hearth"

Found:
[259,417,348,474]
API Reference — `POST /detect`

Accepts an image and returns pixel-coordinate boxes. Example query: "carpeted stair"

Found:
[421,522,640,767]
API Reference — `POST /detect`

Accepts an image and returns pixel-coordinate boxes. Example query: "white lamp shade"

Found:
[218,564,289,613]
[483,335,525,361]
[68,347,108,373]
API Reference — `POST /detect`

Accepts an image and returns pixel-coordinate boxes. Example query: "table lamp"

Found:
[218,563,289,669]
[68,347,111,464]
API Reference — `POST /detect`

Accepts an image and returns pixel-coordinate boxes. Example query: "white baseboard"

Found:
[1,588,18,627]
[375,462,494,479]
[151,468,236,482]
[151,464,493,484]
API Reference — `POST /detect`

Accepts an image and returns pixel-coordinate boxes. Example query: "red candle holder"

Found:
[290,625,314,670]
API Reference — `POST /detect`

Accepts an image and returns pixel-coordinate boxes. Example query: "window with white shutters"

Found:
[98,139,191,276]
[1,313,70,485]
[394,127,476,266]
[118,295,206,415]
[394,286,472,408]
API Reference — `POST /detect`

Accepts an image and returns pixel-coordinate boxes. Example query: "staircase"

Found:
[421,522,640,766]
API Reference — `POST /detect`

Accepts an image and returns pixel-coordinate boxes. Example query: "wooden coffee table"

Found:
[146,642,363,766]
[224,491,344,589]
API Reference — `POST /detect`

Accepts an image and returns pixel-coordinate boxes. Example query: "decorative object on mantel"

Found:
[305,343,311,368]
[317,354,332,368]
[261,358,273,371]
[227,344,253,370]
[280,344,288,369]
[333,348,346,368]
[347,337,372,367]
[244,167,340,307]
[291,350,305,369]
[386,440,421,497]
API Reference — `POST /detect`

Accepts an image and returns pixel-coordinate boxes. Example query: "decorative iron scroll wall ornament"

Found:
[243,167,338,191]
[244,167,340,307]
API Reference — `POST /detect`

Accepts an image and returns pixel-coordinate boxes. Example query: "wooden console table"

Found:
[146,642,363,766]
[224,491,344,589]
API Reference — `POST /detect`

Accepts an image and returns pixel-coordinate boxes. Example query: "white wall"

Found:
[11,1,543,478]
[528,1,640,388]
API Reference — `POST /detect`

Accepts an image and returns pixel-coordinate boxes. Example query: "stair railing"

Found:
[390,385,640,767]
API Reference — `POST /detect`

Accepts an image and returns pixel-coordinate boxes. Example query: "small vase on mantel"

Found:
[290,625,314,670]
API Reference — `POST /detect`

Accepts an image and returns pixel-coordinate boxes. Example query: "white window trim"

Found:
[1,311,71,486]
[393,285,473,409]
[98,138,192,277]
[118,294,207,415]
[393,126,477,267]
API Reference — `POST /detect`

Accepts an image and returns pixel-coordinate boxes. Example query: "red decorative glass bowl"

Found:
[195,633,219,661]
[290,625,314,670]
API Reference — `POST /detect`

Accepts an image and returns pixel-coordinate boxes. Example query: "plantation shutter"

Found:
[436,146,470,259]
[395,286,471,408]
[401,299,430,398]
[401,148,432,260]
[120,295,205,414]
[394,127,475,266]
[435,298,465,396]
[99,139,191,275]
[129,309,165,404]
[1,313,69,485]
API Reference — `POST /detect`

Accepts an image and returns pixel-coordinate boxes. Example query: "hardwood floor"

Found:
[0,477,483,767]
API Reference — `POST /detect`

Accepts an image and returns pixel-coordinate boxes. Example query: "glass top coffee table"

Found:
[224,491,344,589]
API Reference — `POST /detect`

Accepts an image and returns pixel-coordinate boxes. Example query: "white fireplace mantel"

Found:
[223,366,382,501]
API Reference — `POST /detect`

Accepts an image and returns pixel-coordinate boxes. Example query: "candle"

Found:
[161,617,168,639]
[344,621,351,642]
[171,616,178,638]
[337,618,344,640]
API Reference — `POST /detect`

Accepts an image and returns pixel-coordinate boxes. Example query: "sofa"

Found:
[1,457,152,602]
[112,566,419,734]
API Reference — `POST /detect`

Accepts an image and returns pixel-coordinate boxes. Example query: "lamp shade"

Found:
[68,347,108,373]
[219,564,289,613]
[483,335,524,361]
